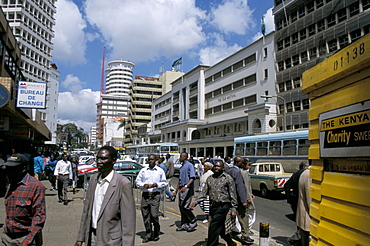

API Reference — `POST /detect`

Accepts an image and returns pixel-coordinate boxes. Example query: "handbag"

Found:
[224,212,236,234]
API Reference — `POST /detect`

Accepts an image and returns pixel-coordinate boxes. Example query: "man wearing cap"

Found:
[1,153,46,246]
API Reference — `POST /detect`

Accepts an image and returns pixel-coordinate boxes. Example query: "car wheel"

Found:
[260,184,268,198]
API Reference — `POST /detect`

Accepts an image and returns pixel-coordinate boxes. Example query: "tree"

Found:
[56,123,89,150]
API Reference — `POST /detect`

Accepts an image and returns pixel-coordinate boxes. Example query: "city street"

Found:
[0,177,295,246]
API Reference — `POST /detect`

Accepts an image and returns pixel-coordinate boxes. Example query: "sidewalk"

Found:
[0,180,284,246]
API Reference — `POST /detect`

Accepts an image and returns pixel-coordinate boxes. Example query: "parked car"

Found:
[79,155,95,164]
[77,160,144,189]
[248,162,292,197]
[77,158,96,174]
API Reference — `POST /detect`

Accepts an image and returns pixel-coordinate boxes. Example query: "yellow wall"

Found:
[302,33,370,245]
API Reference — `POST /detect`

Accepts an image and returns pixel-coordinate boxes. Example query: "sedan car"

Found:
[77,160,143,188]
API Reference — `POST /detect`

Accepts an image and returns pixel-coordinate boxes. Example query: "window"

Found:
[264,69,268,79]
[298,139,309,155]
[364,0,370,10]
[214,106,221,113]
[300,29,307,40]
[277,40,284,51]
[338,8,347,22]
[293,77,301,88]
[328,39,338,52]
[245,74,257,85]
[316,0,324,8]
[302,99,310,109]
[351,29,362,42]
[291,12,298,22]
[309,47,317,59]
[319,43,327,55]
[246,143,255,156]
[233,60,244,70]
[283,140,296,155]
[286,80,293,91]
[223,84,232,93]
[245,94,257,105]
[292,32,299,44]
[214,88,222,96]
[278,82,285,93]
[327,14,336,27]
[234,98,244,107]
[299,6,305,17]
[292,54,300,66]
[257,142,268,155]
[285,58,291,68]
[233,79,244,89]
[277,19,283,30]
[349,2,359,17]
[339,34,349,48]
[264,48,268,58]
[278,61,285,71]
[301,51,308,62]
[235,144,244,156]
[285,37,291,47]
[223,102,232,110]
[270,141,281,155]
[294,101,301,111]
[287,102,293,112]
[317,20,325,32]
[307,1,315,13]
[308,24,316,36]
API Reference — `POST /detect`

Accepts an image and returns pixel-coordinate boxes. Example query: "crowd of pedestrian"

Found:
[0,147,311,246]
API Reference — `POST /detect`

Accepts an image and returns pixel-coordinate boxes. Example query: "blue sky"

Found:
[53,0,275,131]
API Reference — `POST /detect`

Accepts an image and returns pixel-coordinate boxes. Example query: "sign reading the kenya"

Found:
[17,81,47,109]
[319,100,370,157]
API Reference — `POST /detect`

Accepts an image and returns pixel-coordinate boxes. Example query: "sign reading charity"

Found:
[319,100,370,157]
[17,81,47,109]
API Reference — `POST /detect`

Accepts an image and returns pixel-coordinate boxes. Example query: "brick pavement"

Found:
[0,180,284,246]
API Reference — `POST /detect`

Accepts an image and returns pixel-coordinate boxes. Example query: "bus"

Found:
[233,130,309,172]
[126,143,180,161]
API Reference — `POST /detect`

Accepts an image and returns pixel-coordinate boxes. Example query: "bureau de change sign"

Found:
[319,100,370,157]
[16,81,47,109]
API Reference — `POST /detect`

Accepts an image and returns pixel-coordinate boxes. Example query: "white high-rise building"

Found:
[1,0,57,141]
[97,60,135,147]
[44,63,59,145]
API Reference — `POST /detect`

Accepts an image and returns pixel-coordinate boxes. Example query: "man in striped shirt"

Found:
[1,153,46,246]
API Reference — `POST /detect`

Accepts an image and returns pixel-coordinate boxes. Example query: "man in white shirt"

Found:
[54,153,72,205]
[136,154,168,243]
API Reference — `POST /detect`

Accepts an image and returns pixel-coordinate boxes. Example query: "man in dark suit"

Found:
[74,146,135,246]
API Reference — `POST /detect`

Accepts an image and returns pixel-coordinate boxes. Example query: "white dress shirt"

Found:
[54,160,73,180]
[92,170,114,229]
[135,166,167,192]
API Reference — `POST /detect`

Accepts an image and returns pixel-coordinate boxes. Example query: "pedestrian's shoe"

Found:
[63,200,68,205]
[152,237,159,241]
[187,227,196,232]
[176,227,187,231]
[142,238,149,243]
[170,196,176,202]
[58,200,63,203]
[240,235,254,243]
[248,230,254,236]
[202,219,208,224]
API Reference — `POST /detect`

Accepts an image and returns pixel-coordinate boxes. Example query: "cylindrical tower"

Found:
[105,60,135,96]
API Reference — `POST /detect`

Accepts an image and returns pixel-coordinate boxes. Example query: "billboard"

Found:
[17,81,47,109]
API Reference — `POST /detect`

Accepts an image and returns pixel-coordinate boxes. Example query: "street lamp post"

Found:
[261,95,287,132]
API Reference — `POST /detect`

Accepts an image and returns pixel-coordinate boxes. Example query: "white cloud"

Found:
[61,74,86,93]
[53,0,89,65]
[57,89,100,132]
[209,0,255,35]
[252,8,275,41]
[83,0,206,62]
[199,33,242,66]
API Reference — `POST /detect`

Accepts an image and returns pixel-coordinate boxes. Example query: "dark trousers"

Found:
[47,170,56,189]
[208,203,234,246]
[57,175,69,201]
[2,231,42,246]
[178,187,196,229]
[141,192,161,239]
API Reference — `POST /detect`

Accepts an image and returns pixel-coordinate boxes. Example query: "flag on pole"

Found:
[172,57,182,67]
[261,15,266,36]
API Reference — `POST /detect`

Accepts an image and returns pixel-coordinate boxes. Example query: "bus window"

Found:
[257,142,268,155]
[298,139,309,155]
[235,143,244,156]
[246,143,255,156]
[283,140,296,155]
[170,146,179,153]
[161,146,169,152]
[269,141,281,155]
